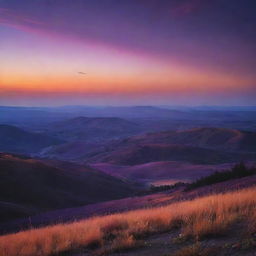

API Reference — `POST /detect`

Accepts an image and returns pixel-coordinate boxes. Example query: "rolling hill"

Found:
[0,124,62,154]
[86,143,256,166]
[81,128,256,165]
[87,143,243,165]
[91,161,234,186]
[45,116,141,142]
[116,127,256,152]
[38,141,104,161]
[0,153,135,222]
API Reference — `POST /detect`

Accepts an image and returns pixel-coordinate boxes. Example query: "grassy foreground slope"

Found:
[0,186,255,256]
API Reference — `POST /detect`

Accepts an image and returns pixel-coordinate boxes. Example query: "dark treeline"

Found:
[186,162,256,191]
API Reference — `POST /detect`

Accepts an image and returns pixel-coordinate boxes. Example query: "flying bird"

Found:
[78,72,87,75]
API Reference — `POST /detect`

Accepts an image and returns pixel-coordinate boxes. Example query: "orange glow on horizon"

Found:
[1,66,254,95]
[0,24,255,101]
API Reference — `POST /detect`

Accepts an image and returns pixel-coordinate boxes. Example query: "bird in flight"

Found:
[78,72,87,75]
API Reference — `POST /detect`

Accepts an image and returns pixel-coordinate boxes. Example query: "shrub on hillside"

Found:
[186,162,256,191]
[150,182,187,192]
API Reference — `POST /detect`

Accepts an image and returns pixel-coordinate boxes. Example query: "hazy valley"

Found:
[0,105,256,255]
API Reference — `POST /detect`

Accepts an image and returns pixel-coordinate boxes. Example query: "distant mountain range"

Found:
[45,116,141,142]
[1,105,256,127]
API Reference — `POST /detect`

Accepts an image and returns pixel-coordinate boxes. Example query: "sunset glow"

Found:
[0,1,255,105]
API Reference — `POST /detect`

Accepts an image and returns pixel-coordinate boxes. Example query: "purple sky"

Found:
[0,0,255,106]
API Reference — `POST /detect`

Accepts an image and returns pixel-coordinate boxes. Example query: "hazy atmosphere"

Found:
[0,1,256,256]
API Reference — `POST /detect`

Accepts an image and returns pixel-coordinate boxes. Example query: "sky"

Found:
[0,0,256,106]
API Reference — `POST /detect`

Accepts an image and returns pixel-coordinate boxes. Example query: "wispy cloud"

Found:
[0,8,44,28]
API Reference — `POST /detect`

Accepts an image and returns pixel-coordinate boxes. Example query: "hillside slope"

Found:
[1,173,255,235]
[82,128,256,165]
[91,161,234,185]
[0,124,62,154]
[1,182,255,256]
[37,127,256,163]
[116,127,256,152]
[86,143,255,165]
[0,153,135,222]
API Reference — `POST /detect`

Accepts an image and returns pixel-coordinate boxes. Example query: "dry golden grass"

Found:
[0,186,255,256]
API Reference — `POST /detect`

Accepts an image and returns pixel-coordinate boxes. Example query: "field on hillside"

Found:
[0,186,255,256]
